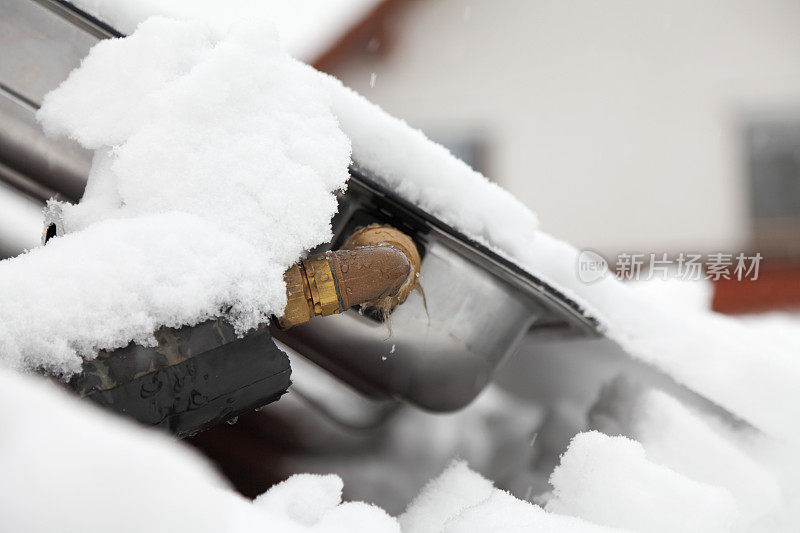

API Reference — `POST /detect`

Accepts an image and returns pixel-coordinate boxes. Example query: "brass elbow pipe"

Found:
[277,225,421,329]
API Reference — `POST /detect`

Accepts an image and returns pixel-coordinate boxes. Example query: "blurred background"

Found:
[2,0,800,514]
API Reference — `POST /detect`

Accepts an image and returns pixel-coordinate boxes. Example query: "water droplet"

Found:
[381,355,387,361]
[227,416,239,425]
[390,344,396,354]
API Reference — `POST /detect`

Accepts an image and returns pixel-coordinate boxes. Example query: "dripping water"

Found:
[415,282,430,326]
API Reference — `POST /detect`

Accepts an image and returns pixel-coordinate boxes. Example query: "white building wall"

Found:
[331,0,800,257]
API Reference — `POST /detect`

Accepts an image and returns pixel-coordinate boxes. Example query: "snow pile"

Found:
[590,378,781,520]
[69,0,541,253]
[0,365,609,533]
[69,0,379,63]
[0,17,350,374]
[3,350,795,533]
[583,375,800,531]
[0,366,401,533]
[254,474,399,531]
[399,461,495,532]
[400,461,622,533]
[546,431,738,533]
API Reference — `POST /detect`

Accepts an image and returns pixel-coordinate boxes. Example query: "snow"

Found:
[442,491,623,533]
[254,474,399,532]
[3,350,796,533]
[400,461,624,533]
[0,365,402,533]
[546,431,739,533]
[399,461,494,532]
[0,364,609,533]
[0,17,350,374]
[327,78,541,257]
[1,7,800,532]
[67,0,379,63]
[590,378,782,523]
[254,474,346,527]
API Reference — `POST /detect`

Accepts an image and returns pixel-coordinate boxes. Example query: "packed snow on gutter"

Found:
[0,18,350,375]
[68,0,380,63]
[1,13,800,533]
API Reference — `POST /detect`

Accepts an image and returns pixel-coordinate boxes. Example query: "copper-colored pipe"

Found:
[277,225,420,329]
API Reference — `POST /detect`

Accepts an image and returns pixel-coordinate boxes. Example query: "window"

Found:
[746,118,800,256]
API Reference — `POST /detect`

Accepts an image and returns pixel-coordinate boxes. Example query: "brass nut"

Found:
[302,255,341,317]
[277,263,314,329]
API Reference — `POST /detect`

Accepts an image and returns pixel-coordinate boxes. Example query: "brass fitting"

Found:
[279,255,340,329]
[340,224,422,308]
[277,225,421,329]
